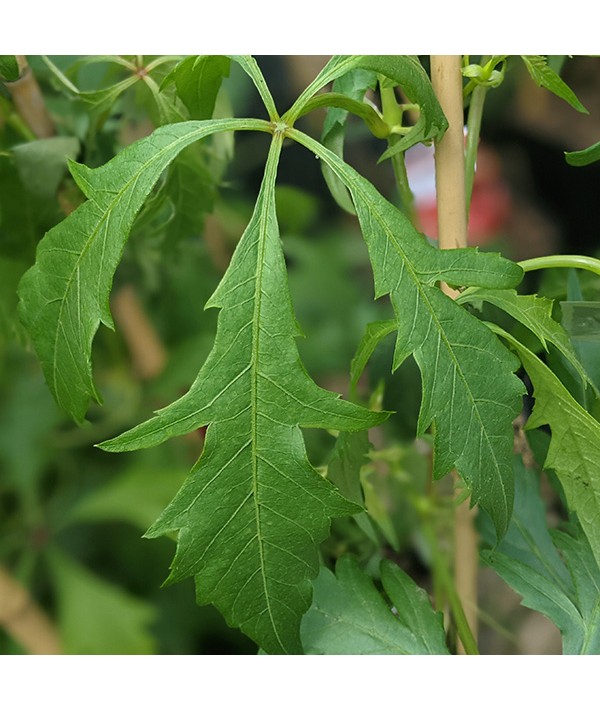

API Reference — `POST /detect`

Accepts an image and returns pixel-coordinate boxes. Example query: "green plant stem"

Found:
[465,83,487,213]
[379,80,418,227]
[519,254,600,276]
[422,520,479,654]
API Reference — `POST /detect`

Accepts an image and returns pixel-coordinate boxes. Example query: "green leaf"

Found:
[47,547,156,654]
[100,135,387,654]
[293,128,525,536]
[457,288,589,387]
[560,300,600,393]
[350,319,396,391]
[286,55,448,147]
[68,464,188,531]
[521,56,588,114]
[481,458,600,654]
[230,56,278,120]
[320,69,378,214]
[327,430,379,544]
[0,55,19,82]
[18,118,265,422]
[164,55,231,120]
[12,137,80,200]
[490,325,600,566]
[566,139,600,167]
[301,555,449,654]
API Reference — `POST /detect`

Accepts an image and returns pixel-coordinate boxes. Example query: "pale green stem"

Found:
[519,254,600,277]
[465,83,487,214]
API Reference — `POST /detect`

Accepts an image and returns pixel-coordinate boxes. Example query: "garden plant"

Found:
[1,54,600,655]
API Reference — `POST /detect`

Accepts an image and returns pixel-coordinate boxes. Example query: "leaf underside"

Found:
[101,135,386,654]
[293,129,525,536]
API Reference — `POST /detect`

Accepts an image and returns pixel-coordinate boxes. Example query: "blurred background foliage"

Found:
[1,55,599,654]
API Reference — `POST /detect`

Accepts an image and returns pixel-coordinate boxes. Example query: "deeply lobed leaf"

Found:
[292,129,525,536]
[101,135,387,654]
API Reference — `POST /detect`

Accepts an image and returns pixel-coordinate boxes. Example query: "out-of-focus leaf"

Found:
[68,465,188,530]
[482,457,600,654]
[327,430,379,544]
[47,548,157,654]
[301,555,449,654]
[560,300,600,393]
[163,55,231,120]
[491,326,600,567]
[0,55,19,82]
[12,137,80,200]
[521,56,587,114]
[294,128,525,537]
[350,319,396,391]
[565,139,600,167]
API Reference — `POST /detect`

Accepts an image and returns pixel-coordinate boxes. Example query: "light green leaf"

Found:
[293,128,525,536]
[320,68,378,213]
[566,139,600,167]
[327,430,379,544]
[490,325,600,566]
[230,55,278,120]
[482,458,600,654]
[100,135,387,655]
[47,547,156,654]
[12,137,80,200]
[350,319,396,391]
[163,55,231,120]
[18,118,266,422]
[68,464,188,531]
[301,555,449,654]
[521,56,588,114]
[457,287,589,386]
[286,55,448,149]
[0,55,19,82]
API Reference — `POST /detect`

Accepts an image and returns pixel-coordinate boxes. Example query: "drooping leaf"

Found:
[490,325,600,566]
[293,128,525,536]
[100,135,387,654]
[301,555,449,654]
[18,118,265,422]
[320,68,378,213]
[481,457,600,654]
[327,430,379,544]
[565,139,600,167]
[350,319,396,391]
[47,547,157,654]
[521,56,588,114]
[286,55,448,151]
[0,55,19,82]
[457,287,589,386]
[163,55,231,120]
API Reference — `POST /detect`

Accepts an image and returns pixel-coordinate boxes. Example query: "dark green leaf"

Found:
[0,55,19,82]
[350,319,396,391]
[301,555,449,654]
[18,118,264,422]
[521,56,588,114]
[164,55,231,120]
[293,128,525,536]
[12,137,80,200]
[100,135,387,654]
